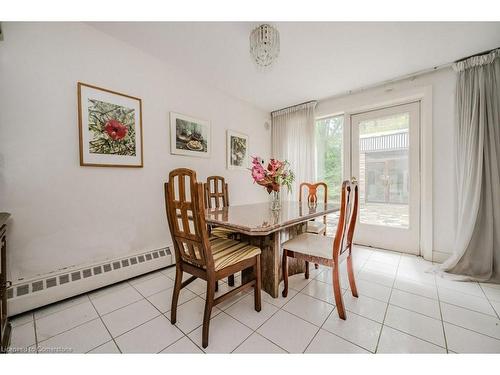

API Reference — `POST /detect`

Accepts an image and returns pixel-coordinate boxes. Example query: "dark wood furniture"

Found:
[204,176,236,287]
[299,182,329,272]
[0,213,11,353]
[299,182,328,235]
[204,175,229,209]
[205,201,339,297]
[165,169,262,348]
[282,181,359,319]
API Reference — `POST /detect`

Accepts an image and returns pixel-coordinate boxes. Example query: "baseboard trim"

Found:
[432,250,451,264]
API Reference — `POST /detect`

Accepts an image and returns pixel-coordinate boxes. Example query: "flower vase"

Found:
[270,190,281,211]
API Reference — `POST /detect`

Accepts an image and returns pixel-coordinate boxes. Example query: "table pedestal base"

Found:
[241,222,308,298]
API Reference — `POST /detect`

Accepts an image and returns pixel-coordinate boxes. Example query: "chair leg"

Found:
[170,266,183,324]
[305,260,310,279]
[347,254,358,297]
[332,265,346,320]
[215,281,219,292]
[314,264,319,269]
[282,250,289,297]
[254,255,262,312]
[228,274,235,286]
[202,277,216,348]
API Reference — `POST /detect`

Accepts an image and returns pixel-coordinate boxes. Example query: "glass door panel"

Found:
[351,102,420,254]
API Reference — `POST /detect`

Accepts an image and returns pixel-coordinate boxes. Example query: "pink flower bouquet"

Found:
[250,156,295,194]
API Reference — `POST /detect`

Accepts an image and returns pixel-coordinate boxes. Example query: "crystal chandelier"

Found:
[249,24,280,68]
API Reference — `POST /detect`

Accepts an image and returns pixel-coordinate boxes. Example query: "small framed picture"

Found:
[77,82,143,167]
[226,130,249,170]
[170,112,211,158]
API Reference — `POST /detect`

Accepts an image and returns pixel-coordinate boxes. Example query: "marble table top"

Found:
[205,201,339,236]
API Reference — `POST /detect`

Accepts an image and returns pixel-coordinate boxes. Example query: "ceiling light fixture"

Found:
[249,24,280,68]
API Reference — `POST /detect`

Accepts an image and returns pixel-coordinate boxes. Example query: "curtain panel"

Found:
[439,49,500,282]
[271,101,317,199]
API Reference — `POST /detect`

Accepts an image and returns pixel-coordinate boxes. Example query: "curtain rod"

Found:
[271,46,500,112]
[271,100,317,115]
[454,47,500,63]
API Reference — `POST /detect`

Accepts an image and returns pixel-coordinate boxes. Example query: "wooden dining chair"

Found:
[282,180,359,319]
[204,175,237,287]
[204,176,237,240]
[299,182,328,273]
[299,182,328,235]
[165,168,262,348]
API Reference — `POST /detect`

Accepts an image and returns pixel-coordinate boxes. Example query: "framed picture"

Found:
[77,82,143,167]
[226,130,249,170]
[170,112,211,158]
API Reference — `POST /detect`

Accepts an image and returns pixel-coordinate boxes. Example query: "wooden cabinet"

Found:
[0,213,11,353]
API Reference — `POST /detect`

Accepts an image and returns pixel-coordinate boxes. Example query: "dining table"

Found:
[205,201,339,298]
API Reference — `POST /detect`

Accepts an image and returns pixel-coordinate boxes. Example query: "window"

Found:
[315,115,344,203]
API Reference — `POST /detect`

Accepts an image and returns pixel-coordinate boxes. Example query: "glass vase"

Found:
[270,190,281,211]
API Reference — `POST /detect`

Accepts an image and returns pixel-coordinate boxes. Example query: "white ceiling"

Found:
[90,22,500,112]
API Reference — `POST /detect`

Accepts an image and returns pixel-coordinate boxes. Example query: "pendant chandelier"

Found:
[249,24,280,68]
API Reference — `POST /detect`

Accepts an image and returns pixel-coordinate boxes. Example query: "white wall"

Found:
[0,22,271,281]
[316,68,456,260]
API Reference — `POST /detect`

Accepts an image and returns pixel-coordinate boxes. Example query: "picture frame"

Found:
[226,130,249,170]
[77,82,143,167]
[170,112,211,158]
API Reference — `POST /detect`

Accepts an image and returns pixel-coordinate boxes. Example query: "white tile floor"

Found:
[7,245,500,354]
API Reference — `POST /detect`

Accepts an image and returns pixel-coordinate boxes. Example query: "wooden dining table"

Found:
[205,201,339,298]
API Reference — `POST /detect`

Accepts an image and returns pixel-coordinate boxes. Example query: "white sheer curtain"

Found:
[271,101,317,199]
[438,49,500,282]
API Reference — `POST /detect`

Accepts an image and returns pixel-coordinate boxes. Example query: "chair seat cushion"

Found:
[306,221,326,234]
[209,237,261,271]
[211,226,237,239]
[282,233,334,260]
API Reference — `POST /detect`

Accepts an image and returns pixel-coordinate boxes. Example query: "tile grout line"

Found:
[290,256,384,353]
[373,253,401,353]
[37,283,168,351]
[86,339,117,354]
[303,252,379,353]
[435,279,450,353]
[156,333,194,354]
[128,274,225,351]
[443,320,500,343]
[86,294,123,354]
[232,330,290,354]
[324,297,497,350]
[35,282,174,348]
[478,283,500,320]
[25,268,172,325]
[290,269,368,353]
[125,277,199,351]
[208,294,289,352]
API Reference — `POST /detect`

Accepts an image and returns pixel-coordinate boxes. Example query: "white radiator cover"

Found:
[7,246,174,316]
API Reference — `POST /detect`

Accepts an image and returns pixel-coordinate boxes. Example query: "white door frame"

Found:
[351,101,420,254]
[318,86,433,260]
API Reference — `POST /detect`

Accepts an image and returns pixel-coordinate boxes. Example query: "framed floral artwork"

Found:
[77,82,143,167]
[226,130,249,170]
[170,112,211,158]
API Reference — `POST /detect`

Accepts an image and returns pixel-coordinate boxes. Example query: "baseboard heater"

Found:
[7,246,174,316]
